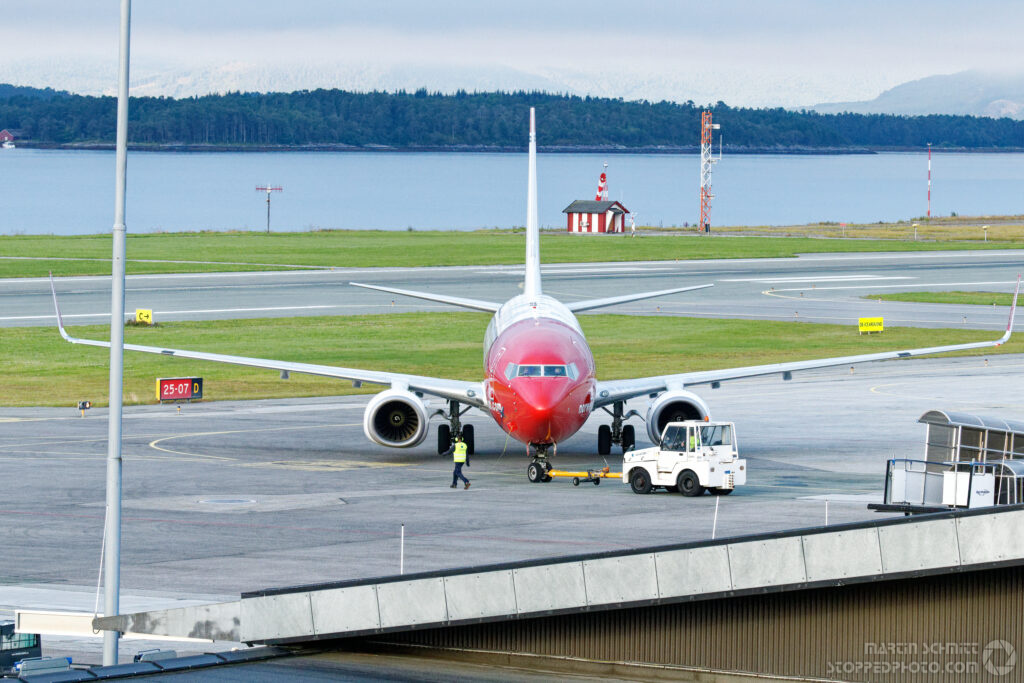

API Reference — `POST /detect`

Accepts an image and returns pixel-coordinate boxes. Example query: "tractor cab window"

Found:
[700,424,732,447]
[662,426,685,451]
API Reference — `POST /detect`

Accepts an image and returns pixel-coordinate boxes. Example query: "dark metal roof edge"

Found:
[248,557,1024,646]
[561,200,628,213]
[242,503,1024,598]
[78,647,292,679]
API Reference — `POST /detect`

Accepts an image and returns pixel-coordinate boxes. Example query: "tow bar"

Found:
[546,467,622,486]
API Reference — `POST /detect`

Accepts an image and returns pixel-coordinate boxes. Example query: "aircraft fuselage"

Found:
[483,294,597,447]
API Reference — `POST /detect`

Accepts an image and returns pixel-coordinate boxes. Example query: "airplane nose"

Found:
[509,380,579,442]
[513,380,569,414]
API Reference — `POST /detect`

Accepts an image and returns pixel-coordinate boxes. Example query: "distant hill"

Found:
[3,88,1024,150]
[0,84,69,100]
[811,71,1024,119]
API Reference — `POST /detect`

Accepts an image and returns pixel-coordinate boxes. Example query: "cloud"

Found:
[1,0,1023,106]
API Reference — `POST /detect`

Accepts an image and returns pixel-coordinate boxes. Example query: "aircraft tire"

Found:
[621,424,635,452]
[527,462,544,483]
[462,424,475,455]
[710,487,734,495]
[437,424,451,454]
[598,425,612,455]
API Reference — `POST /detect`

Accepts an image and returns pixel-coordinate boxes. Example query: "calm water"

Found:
[1,148,1023,235]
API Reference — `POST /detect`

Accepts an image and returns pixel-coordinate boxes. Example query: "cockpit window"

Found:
[567,362,579,380]
[516,364,570,378]
[504,362,517,381]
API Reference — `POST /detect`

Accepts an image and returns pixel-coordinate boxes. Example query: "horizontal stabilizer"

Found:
[567,283,713,312]
[349,282,501,313]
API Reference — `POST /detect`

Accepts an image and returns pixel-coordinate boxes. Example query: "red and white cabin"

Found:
[563,200,629,233]
[0,130,14,143]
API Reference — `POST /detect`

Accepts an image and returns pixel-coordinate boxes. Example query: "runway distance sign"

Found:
[156,377,203,401]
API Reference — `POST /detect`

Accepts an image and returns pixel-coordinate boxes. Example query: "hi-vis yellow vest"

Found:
[453,442,468,463]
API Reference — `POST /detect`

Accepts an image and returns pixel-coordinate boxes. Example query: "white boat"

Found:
[1,141,14,149]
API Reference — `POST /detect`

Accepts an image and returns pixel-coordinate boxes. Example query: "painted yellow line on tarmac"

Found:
[869,381,1024,409]
[0,433,188,450]
[146,422,361,461]
[242,460,413,472]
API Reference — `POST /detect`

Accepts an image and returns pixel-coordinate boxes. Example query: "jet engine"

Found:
[363,389,430,448]
[645,390,710,444]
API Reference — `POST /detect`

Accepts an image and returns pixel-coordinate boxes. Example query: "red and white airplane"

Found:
[52,108,1018,482]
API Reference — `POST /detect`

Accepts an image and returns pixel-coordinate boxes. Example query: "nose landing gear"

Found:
[527,443,554,483]
[598,401,640,455]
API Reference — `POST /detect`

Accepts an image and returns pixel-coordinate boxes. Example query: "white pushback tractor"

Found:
[623,420,746,496]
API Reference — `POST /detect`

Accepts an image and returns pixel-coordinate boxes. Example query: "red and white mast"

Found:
[595,162,609,200]
[699,111,721,233]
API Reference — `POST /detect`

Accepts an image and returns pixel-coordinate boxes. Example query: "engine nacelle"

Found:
[363,389,430,448]
[645,390,711,444]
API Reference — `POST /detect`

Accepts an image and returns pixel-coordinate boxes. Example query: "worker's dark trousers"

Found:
[452,463,469,486]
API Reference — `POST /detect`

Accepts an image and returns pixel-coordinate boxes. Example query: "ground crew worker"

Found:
[688,431,698,451]
[450,436,470,489]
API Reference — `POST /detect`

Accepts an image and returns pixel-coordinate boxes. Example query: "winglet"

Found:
[49,272,72,342]
[999,274,1021,345]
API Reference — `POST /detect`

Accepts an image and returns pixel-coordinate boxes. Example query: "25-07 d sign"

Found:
[156,377,203,401]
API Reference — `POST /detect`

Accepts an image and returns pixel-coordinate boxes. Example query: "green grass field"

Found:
[3,312,1017,408]
[1,229,1021,279]
[866,291,1017,306]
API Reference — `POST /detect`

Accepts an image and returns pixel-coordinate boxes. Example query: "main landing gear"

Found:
[436,399,474,455]
[527,443,554,483]
[597,401,640,455]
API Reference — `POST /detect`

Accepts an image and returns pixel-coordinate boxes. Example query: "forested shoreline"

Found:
[3,86,1024,151]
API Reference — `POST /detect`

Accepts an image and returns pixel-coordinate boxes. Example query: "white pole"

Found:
[927,143,932,219]
[711,496,720,539]
[400,524,405,575]
[103,0,131,666]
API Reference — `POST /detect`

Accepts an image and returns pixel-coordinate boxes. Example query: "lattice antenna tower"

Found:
[699,111,721,233]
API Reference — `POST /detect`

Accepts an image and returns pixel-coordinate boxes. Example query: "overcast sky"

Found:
[1,1,1021,106]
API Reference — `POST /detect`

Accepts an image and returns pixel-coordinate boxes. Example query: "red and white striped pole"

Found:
[927,143,932,219]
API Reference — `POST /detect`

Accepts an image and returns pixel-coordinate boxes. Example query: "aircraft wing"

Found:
[593,276,1019,409]
[50,277,488,410]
